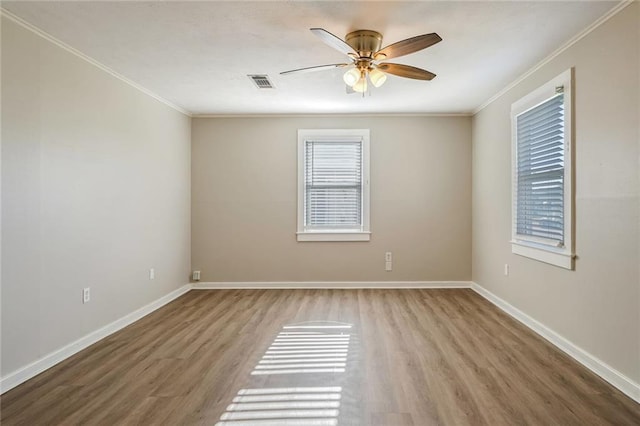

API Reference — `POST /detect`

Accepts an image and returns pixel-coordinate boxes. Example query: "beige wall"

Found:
[472,3,639,383]
[192,115,471,282]
[1,17,191,376]
[4,0,635,397]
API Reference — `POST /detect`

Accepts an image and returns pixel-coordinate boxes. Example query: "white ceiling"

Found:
[3,1,617,115]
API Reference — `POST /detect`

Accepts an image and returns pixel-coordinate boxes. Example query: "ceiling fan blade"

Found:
[310,28,358,57]
[374,33,442,60]
[346,85,356,94]
[280,63,350,75]
[378,63,436,80]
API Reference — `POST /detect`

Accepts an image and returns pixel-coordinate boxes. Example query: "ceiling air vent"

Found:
[248,74,275,89]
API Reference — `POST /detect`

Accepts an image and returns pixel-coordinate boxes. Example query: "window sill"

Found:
[511,240,574,270]
[297,231,371,242]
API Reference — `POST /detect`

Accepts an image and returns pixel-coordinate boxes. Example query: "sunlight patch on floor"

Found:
[216,321,353,426]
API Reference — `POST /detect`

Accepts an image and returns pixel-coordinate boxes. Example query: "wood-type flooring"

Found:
[2,289,639,425]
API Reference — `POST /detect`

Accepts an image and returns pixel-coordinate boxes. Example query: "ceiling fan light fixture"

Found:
[343,68,361,87]
[352,75,368,93]
[281,28,442,94]
[369,68,387,88]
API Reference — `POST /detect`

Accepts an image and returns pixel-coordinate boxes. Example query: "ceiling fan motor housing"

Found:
[345,30,383,58]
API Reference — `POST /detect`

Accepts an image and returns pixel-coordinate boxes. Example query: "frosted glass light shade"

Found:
[352,76,368,93]
[369,68,387,88]
[343,68,361,87]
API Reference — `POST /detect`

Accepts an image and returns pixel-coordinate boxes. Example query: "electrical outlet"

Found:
[149,268,155,280]
[385,252,392,262]
[83,287,90,304]
[192,270,201,281]
[504,264,510,276]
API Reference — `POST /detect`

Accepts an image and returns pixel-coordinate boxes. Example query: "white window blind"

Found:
[515,93,565,245]
[511,69,573,269]
[304,140,363,230]
[297,129,370,242]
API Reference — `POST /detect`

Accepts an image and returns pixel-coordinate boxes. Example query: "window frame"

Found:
[510,68,575,269]
[297,129,371,242]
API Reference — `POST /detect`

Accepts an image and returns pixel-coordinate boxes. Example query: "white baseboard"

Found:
[0,284,192,394]
[192,281,472,289]
[471,282,640,403]
[8,281,635,404]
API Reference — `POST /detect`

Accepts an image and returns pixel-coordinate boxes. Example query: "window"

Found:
[297,129,370,241]
[511,69,574,269]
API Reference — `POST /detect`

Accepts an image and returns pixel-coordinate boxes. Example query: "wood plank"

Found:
[2,289,638,425]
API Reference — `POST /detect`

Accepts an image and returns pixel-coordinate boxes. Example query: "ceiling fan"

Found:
[281,28,442,93]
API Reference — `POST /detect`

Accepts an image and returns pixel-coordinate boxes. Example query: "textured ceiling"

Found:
[3,1,618,115]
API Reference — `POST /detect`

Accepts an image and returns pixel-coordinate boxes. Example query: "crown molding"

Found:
[0,8,193,117]
[472,0,634,115]
[192,112,473,118]
[5,0,630,120]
